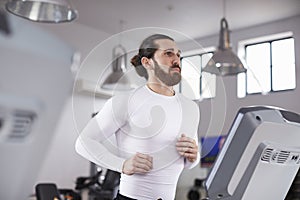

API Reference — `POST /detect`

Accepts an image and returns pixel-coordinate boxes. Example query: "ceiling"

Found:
[72,0,300,40]
[1,0,300,41]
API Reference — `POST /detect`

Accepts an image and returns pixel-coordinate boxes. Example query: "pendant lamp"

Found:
[101,20,134,91]
[202,17,247,75]
[5,0,77,23]
[101,44,134,91]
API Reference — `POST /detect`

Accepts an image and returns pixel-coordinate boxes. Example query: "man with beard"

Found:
[75,34,200,200]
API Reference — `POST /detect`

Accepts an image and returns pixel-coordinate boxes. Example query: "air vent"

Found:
[261,148,292,165]
[261,148,274,162]
[277,151,290,164]
[8,110,36,141]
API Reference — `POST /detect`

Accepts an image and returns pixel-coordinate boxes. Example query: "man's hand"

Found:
[122,153,153,175]
[176,134,198,162]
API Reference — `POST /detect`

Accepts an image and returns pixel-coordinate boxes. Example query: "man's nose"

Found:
[172,56,180,66]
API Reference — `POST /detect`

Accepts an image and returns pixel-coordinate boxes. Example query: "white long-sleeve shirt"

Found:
[75,85,200,200]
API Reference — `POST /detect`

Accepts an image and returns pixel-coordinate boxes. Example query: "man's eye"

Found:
[165,51,174,56]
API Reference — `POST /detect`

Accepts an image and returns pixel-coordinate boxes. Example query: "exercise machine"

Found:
[205,106,300,200]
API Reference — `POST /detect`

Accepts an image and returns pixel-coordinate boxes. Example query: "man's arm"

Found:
[75,95,153,174]
[176,100,200,169]
[75,97,126,173]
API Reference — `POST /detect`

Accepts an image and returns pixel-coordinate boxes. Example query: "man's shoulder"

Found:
[109,85,145,106]
[177,94,198,109]
[177,94,200,118]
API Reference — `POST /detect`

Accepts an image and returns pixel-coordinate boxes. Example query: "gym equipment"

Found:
[75,161,120,200]
[35,183,61,200]
[205,106,300,200]
[35,183,81,200]
[285,168,300,200]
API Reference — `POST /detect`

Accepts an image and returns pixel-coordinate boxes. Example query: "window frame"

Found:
[179,50,215,100]
[238,33,296,97]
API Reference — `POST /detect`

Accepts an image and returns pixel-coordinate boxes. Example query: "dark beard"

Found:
[153,59,181,86]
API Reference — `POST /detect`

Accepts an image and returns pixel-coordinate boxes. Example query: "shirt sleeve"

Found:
[184,151,200,169]
[184,132,200,169]
[75,95,128,173]
[184,101,200,169]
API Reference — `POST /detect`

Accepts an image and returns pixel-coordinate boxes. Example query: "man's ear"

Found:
[141,57,154,70]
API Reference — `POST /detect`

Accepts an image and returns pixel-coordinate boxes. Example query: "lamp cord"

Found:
[118,20,125,45]
[223,0,226,19]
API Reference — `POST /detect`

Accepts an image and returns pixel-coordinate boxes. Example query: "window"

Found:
[177,52,215,100]
[238,35,296,98]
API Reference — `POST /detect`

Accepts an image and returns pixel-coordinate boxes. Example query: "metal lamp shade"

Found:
[203,48,246,76]
[203,18,247,76]
[6,0,77,23]
[101,71,132,90]
[101,45,134,91]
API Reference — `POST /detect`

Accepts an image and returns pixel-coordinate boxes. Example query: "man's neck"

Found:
[146,82,175,96]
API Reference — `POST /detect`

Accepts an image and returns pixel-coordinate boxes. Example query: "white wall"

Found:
[36,93,107,189]
[34,23,111,189]
[194,15,300,136]
[176,15,300,200]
